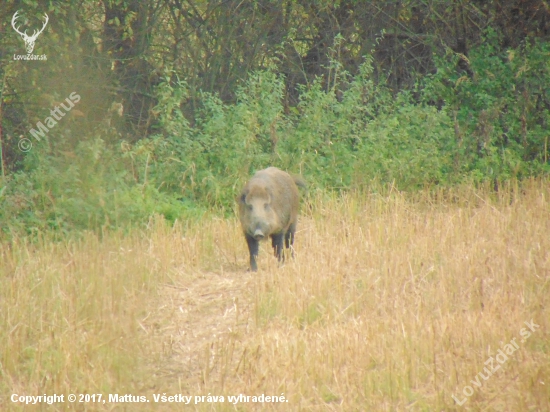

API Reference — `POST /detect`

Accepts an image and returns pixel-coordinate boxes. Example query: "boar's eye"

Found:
[240,193,246,203]
[247,204,253,211]
[264,203,270,210]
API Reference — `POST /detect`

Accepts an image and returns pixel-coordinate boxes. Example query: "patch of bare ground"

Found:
[148,268,255,392]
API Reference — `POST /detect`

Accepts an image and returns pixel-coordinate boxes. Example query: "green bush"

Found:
[1,31,548,236]
[423,29,550,182]
[0,134,195,237]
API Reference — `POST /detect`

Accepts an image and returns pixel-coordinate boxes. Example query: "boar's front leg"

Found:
[271,233,284,264]
[246,233,259,271]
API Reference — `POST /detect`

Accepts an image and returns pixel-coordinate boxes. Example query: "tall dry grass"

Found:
[1,180,548,411]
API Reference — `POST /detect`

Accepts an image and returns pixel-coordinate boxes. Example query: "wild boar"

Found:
[238,167,305,271]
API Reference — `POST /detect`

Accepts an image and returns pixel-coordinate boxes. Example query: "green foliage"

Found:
[280,57,455,190]
[143,71,287,210]
[1,32,549,237]
[423,29,550,182]
[356,96,456,188]
[0,134,197,237]
[145,55,456,208]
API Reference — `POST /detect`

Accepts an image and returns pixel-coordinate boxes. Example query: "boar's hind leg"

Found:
[285,222,296,258]
[246,234,259,271]
[271,233,285,263]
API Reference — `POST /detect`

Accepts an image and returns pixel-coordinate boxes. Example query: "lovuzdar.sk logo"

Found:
[12,10,48,61]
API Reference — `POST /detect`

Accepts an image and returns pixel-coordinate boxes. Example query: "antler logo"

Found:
[11,11,49,54]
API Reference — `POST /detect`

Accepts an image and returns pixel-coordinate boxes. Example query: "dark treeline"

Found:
[0,0,549,235]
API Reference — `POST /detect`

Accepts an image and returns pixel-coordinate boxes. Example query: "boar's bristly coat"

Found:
[238,167,304,271]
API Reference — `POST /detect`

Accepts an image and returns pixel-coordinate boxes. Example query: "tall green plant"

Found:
[423,29,550,182]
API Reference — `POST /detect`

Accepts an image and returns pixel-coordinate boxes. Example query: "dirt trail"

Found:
[147,267,255,391]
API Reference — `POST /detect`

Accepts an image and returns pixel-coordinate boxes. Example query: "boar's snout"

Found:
[253,228,265,240]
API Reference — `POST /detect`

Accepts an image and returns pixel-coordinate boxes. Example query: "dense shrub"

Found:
[1,32,548,237]
[423,29,550,181]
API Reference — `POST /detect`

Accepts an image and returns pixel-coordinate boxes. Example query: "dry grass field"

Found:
[1,180,549,411]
